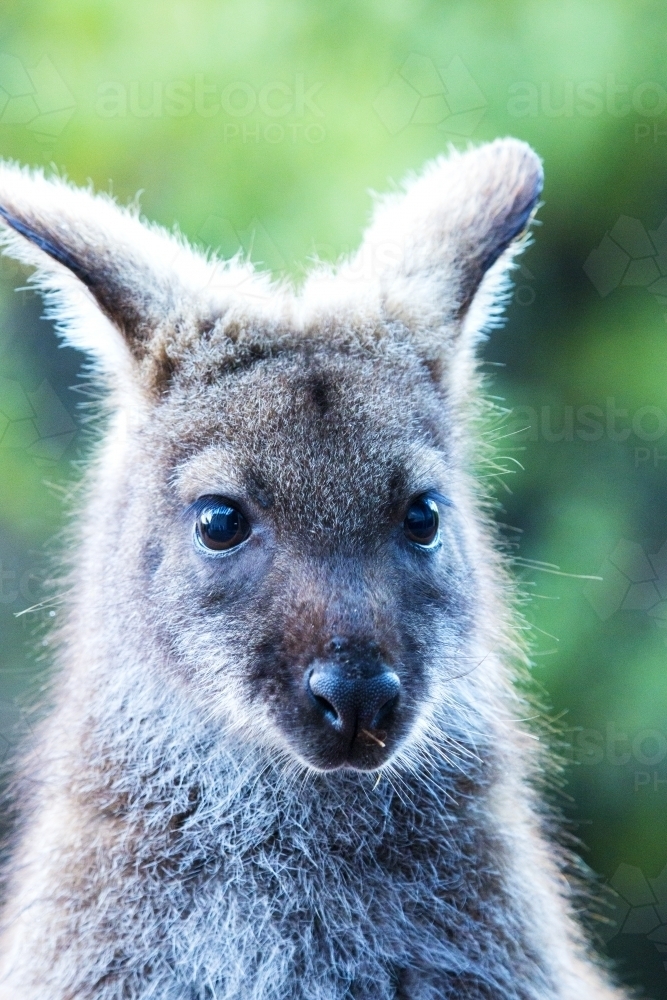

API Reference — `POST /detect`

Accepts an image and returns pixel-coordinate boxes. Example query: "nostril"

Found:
[311,692,338,723]
[371,691,399,729]
[307,671,342,726]
[367,672,400,728]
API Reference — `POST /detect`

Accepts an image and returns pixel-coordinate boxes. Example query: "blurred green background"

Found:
[0,0,667,993]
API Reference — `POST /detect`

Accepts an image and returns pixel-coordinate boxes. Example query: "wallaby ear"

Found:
[355,138,543,337]
[0,162,246,378]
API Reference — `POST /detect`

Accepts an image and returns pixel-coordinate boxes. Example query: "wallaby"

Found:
[0,139,628,999]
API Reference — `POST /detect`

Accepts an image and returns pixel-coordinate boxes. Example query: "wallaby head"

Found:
[0,139,542,775]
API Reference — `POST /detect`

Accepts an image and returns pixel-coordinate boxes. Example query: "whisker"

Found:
[14,595,64,618]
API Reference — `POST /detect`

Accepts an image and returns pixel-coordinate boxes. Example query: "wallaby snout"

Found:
[249,552,424,772]
[306,638,401,768]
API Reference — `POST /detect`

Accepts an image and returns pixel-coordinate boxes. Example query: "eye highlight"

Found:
[195,498,251,553]
[404,496,441,548]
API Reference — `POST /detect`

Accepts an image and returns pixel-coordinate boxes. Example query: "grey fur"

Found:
[0,140,627,998]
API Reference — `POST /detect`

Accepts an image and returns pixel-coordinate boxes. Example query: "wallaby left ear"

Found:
[355,138,543,336]
[0,162,254,381]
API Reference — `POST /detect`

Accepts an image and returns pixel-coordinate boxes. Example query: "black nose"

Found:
[307,662,400,737]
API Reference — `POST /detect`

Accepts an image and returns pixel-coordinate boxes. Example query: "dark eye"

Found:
[404,496,440,548]
[196,499,251,552]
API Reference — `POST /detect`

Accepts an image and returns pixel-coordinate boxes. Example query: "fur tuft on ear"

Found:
[0,162,265,377]
[350,138,543,334]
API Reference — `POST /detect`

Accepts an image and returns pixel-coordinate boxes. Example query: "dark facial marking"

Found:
[244,469,274,510]
[309,375,330,416]
[143,539,164,577]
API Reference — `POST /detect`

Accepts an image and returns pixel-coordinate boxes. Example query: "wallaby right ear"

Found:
[0,162,244,379]
[352,138,543,337]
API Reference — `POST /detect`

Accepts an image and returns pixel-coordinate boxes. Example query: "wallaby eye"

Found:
[195,498,251,552]
[404,496,440,548]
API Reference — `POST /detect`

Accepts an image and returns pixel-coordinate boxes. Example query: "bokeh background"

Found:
[0,0,666,993]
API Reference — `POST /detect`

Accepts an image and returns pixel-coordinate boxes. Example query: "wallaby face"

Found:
[141,349,474,772]
[0,141,631,999]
